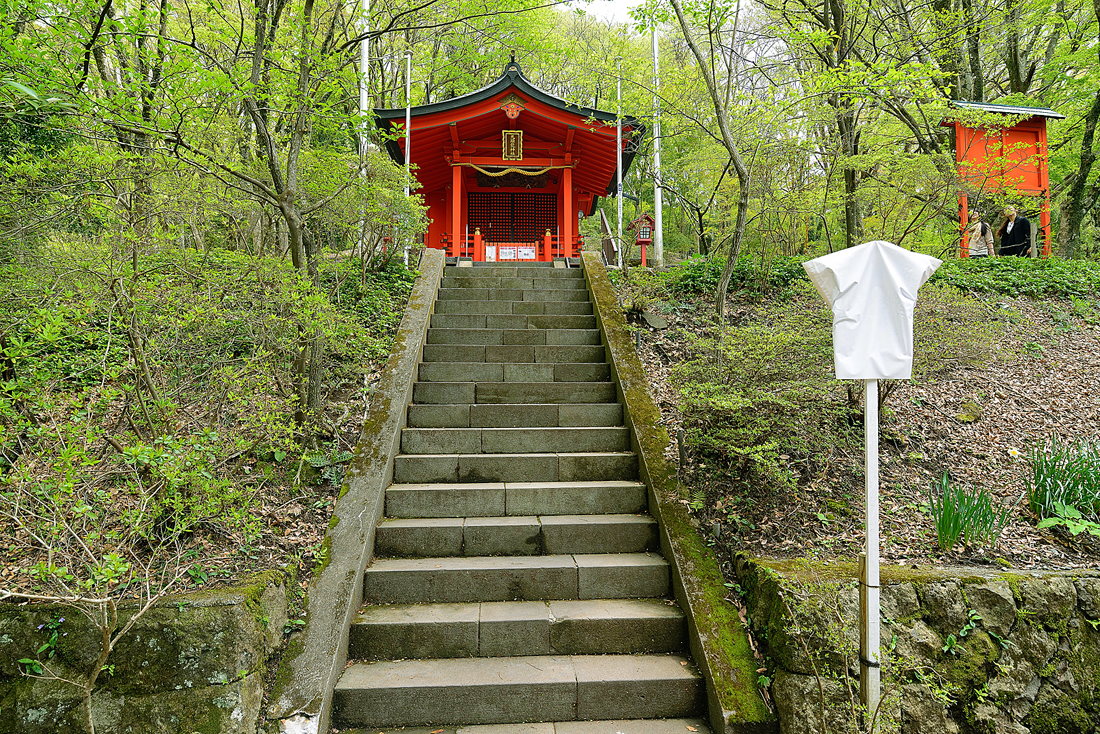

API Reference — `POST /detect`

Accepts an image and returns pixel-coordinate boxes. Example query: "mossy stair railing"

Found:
[265,248,446,734]
[581,251,775,734]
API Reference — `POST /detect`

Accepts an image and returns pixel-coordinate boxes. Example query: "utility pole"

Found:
[616,55,623,270]
[404,49,412,198]
[359,0,369,156]
[652,13,663,268]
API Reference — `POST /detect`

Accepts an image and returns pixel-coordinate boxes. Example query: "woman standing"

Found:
[967,210,996,258]
[998,206,1032,257]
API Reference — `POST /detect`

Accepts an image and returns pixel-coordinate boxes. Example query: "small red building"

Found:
[375,57,645,262]
[627,213,656,266]
[945,101,1065,257]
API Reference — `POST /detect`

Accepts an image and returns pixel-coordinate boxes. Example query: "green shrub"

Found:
[909,283,1003,380]
[671,281,1005,493]
[672,282,844,488]
[668,256,722,296]
[1027,437,1100,522]
[928,473,1015,551]
[929,256,1100,298]
[667,254,809,298]
[0,243,415,588]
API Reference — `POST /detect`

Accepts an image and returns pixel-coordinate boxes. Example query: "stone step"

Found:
[441,276,589,290]
[426,328,601,346]
[393,451,638,484]
[413,382,618,405]
[337,719,711,734]
[364,553,669,604]
[444,266,584,278]
[434,300,593,316]
[418,362,609,383]
[400,427,629,455]
[436,288,591,303]
[375,514,658,557]
[407,403,623,429]
[430,314,597,330]
[421,345,605,364]
[385,481,648,518]
[348,598,685,659]
[332,654,703,727]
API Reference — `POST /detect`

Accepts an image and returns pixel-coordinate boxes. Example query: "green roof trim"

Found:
[950,100,1065,119]
[374,58,646,198]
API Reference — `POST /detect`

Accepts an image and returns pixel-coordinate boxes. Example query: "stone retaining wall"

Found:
[734,556,1100,734]
[265,248,445,734]
[0,570,289,734]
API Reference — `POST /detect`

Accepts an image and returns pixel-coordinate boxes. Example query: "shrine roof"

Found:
[948,100,1065,120]
[374,58,645,199]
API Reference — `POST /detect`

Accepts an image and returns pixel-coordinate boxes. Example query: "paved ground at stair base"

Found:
[338,718,712,734]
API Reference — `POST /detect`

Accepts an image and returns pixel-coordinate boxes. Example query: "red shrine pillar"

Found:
[1040,194,1052,258]
[451,166,462,258]
[562,162,574,258]
[958,192,969,258]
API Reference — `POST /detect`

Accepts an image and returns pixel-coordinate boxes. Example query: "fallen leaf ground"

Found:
[631,286,1100,571]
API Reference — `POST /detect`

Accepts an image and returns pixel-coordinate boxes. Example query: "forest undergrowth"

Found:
[0,244,416,607]
[615,254,1100,572]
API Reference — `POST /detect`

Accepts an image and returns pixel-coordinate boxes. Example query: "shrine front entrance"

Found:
[375,57,645,262]
[466,192,558,261]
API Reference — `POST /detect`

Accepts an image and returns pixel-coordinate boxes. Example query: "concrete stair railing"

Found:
[330,261,712,733]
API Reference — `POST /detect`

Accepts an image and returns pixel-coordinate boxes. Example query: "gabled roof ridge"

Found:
[375,58,643,130]
[949,100,1065,119]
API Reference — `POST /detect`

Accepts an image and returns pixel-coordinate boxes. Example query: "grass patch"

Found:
[1028,437,1100,538]
[929,256,1100,298]
[928,473,1016,552]
[1027,437,1100,519]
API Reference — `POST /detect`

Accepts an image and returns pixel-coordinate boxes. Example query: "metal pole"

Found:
[616,55,623,270]
[860,378,881,723]
[357,0,370,256]
[652,14,663,268]
[358,0,370,156]
[404,49,412,198]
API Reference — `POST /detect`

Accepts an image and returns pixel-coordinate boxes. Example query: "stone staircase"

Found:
[331,261,710,733]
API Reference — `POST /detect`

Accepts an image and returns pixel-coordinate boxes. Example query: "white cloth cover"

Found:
[803,241,941,379]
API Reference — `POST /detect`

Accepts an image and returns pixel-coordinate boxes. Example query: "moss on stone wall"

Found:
[736,556,1100,733]
[584,252,775,733]
[942,629,999,692]
[0,569,289,733]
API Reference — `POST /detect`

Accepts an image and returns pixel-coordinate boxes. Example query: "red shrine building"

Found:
[375,57,644,262]
[945,101,1064,257]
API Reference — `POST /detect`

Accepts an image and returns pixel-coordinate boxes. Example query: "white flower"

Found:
[1007,448,1021,458]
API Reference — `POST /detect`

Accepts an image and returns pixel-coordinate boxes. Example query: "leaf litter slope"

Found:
[627,277,1100,571]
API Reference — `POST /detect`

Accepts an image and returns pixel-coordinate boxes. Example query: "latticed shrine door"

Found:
[515,193,557,243]
[467,192,558,260]
[467,192,506,242]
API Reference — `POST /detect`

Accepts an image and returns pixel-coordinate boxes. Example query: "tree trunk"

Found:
[838,112,862,248]
[931,0,961,100]
[1056,0,1100,258]
[668,0,752,323]
[962,0,984,101]
[1006,0,1027,93]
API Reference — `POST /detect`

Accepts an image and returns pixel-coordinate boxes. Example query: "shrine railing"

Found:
[599,209,616,265]
[446,230,582,261]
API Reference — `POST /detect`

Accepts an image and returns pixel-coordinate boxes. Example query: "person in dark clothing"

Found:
[997,206,1032,257]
